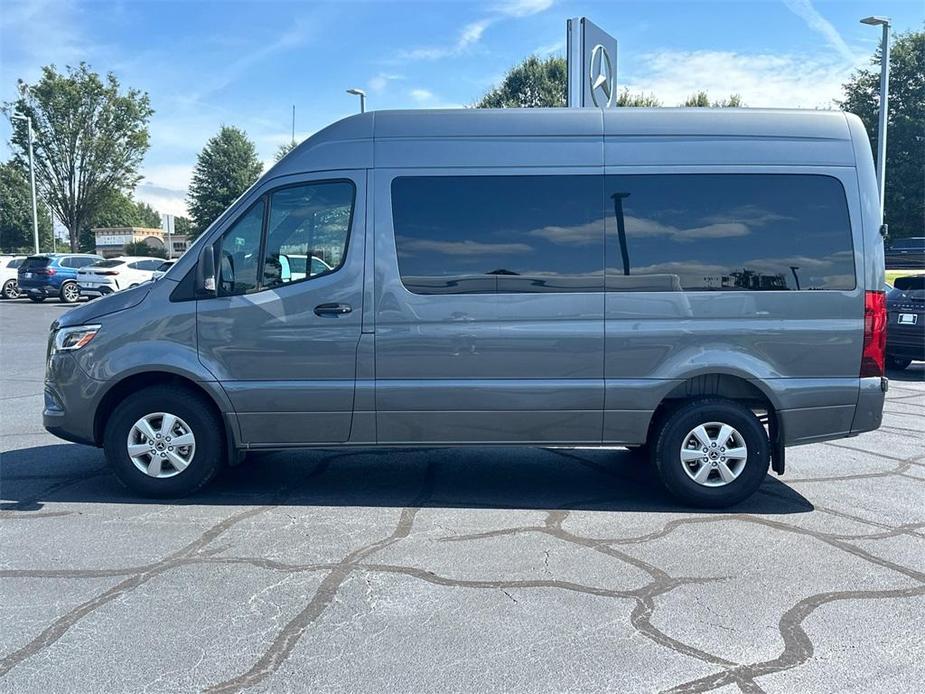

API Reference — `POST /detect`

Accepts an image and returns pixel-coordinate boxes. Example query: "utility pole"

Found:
[11,112,39,253]
[860,16,891,216]
[291,105,296,144]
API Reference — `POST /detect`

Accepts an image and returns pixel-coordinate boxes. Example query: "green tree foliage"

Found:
[476,56,567,108]
[838,28,924,239]
[123,240,167,259]
[275,141,297,162]
[6,63,153,252]
[0,161,53,252]
[187,126,263,238]
[174,216,194,237]
[134,201,161,228]
[78,189,161,251]
[682,91,743,107]
[616,89,662,107]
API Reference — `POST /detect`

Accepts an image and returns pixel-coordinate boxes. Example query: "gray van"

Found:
[43,108,887,507]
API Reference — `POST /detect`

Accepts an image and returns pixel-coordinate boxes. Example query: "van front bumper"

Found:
[43,352,102,447]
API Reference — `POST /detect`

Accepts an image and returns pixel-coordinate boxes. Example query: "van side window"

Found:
[216,199,264,296]
[392,175,603,294]
[262,181,354,289]
[604,174,855,292]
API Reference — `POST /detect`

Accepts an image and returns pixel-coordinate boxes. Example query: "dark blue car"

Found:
[18,254,104,304]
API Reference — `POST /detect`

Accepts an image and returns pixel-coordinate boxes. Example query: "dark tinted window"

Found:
[890,238,924,251]
[94,260,125,268]
[21,256,51,270]
[64,256,98,268]
[392,175,602,294]
[8,258,24,269]
[605,174,855,291]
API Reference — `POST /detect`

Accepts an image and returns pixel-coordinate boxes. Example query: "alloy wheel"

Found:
[126,412,196,478]
[679,421,748,487]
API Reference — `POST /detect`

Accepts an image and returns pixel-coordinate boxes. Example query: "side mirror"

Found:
[197,243,216,296]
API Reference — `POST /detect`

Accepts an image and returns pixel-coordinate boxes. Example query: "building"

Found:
[93,227,189,259]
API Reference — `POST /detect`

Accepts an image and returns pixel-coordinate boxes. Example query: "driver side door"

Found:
[197,171,366,445]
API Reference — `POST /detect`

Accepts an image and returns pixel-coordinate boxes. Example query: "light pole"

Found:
[11,112,39,254]
[860,16,891,216]
[346,88,366,114]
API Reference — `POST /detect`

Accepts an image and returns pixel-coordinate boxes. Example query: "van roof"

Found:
[271,107,857,175]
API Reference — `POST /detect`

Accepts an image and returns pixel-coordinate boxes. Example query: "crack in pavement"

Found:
[1,388,923,691]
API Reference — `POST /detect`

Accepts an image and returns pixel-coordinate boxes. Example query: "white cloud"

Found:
[782,0,860,64]
[135,183,189,218]
[623,49,866,108]
[394,0,555,63]
[368,72,404,93]
[495,0,555,18]
[410,88,435,103]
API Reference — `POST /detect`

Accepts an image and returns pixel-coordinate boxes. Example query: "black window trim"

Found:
[211,177,357,299]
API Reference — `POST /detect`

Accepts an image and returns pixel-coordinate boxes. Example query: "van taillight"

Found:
[37,267,56,276]
[860,290,886,377]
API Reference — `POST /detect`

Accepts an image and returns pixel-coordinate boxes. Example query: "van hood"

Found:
[56,283,152,327]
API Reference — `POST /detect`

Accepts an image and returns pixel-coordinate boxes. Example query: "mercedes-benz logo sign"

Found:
[589,44,613,108]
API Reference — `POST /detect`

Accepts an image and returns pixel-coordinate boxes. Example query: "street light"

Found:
[860,15,891,216]
[346,88,366,114]
[11,111,39,254]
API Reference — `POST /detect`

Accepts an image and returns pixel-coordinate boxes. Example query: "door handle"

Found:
[314,303,353,316]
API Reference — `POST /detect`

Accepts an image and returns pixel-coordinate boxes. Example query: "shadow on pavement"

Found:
[0,442,813,515]
[886,362,925,382]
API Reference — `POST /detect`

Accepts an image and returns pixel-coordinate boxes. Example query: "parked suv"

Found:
[43,108,887,507]
[0,255,26,299]
[885,237,925,269]
[886,275,925,370]
[78,256,165,298]
[18,254,104,303]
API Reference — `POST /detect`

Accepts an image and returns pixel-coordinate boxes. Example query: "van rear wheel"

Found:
[103,385,225,497]
[652,398,770,508]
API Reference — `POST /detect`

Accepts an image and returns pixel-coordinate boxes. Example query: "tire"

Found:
[652,398,770,508]
[103,385,225,497]
[59,281,80,304]
[2,279,19,299]
[886,356,912,371]
[28,294,45,303]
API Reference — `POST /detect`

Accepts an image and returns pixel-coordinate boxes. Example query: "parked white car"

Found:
[151,259,176,281]
[0,255,27,299]
[77,256,165,298]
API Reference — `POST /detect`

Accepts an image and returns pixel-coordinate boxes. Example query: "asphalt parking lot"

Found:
[1,297,923,693]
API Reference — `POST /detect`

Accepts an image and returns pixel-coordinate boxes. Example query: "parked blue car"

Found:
[18,254,104,304]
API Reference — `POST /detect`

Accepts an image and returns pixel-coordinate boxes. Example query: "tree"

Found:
[838,27,924,239]
[134,201,161,228]
[0,161,53,252]
[174,216,194,237]
[123,240,167,258]
[6,63,153,252]
[187,126,263,238]
[617,89,661,107]
[682,91,743,107]
[476,56,567,108]
[275,141,297,162]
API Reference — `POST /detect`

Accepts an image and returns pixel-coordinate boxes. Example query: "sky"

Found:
[1,0,922,220]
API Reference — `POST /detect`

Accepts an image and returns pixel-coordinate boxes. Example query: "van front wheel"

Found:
[652,398,770,508]
[103,385,225,497]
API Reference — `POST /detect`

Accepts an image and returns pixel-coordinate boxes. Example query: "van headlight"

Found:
[52,325,101,353]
